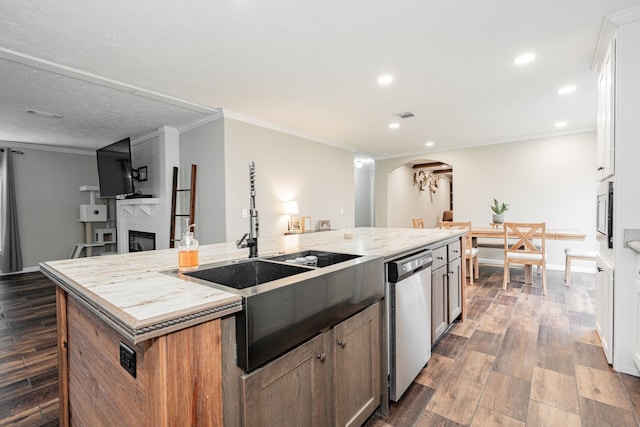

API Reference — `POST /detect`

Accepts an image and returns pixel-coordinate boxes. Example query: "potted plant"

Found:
[490,199,510,224]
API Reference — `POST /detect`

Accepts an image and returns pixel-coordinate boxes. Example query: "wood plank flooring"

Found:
[2,268,640,426]
[366,266,640,427]
[0,272,58,426]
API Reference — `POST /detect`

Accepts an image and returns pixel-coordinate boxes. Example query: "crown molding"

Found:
[608,5,640,26]
[592,6,640,71]
[382,127,596,161]
[177,111,225,133]
[0,140,95,155]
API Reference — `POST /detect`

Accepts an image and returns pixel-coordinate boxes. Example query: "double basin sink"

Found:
[185,250,362,289]
[176,249,384,372]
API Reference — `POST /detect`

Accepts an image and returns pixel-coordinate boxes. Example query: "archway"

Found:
[387,159,452,228]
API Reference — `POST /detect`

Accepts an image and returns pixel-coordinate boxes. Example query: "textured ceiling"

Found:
[1,0,639,156]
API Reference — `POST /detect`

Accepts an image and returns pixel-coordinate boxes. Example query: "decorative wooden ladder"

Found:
[169,164,197,248]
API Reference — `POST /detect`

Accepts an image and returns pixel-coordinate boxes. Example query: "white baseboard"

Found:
[0,265,40,276]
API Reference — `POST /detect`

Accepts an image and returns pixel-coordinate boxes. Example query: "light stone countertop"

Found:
[40,227,463,343]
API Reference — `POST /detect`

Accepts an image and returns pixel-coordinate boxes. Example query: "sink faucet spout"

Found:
[237,161,259,258]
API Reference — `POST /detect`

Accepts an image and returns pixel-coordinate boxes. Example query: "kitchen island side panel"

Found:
[66,296,147,426]
[59,293,223,426]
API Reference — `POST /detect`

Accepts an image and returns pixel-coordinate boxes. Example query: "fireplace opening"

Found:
[129,230,156,252]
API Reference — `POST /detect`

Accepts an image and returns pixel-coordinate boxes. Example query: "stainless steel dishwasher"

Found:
[387,249,432,401]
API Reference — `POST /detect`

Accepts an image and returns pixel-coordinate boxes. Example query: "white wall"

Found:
[387,164,451,228]
[376,131,598,268]
[224,118,355,241]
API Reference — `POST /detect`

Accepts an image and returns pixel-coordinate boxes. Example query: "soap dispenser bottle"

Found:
[178,219,199,272]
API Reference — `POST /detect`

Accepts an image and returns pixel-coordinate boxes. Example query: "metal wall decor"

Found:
[413,169,445,193]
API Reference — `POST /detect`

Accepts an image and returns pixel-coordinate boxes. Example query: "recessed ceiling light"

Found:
[425,141,435,147]
[378,75,393,85]
[514,52,536,65]
[389,122,400,129]
[558,85,577,95]
[555,121,568,128]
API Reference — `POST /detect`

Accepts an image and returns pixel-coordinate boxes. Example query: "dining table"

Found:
[471,227,586,241]
[470,226,587,284]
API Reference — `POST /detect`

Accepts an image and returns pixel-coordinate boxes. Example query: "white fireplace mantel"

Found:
[116,198,168,253]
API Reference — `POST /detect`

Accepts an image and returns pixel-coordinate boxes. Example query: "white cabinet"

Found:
[633,255,640,371]
[596,256,614,364]
[596,38,615,181]
[593,6,640,376]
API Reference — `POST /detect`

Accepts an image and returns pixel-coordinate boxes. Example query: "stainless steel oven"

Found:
[597,181,613,249]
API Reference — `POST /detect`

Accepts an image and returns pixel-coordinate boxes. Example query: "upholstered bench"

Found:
[564,248,597,286]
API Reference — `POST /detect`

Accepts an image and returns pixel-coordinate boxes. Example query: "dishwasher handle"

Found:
[387,250,432,283]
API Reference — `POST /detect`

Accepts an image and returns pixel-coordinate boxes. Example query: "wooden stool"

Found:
[564,248,597,286]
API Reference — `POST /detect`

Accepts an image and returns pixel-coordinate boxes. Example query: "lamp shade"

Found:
[283,200,299,215]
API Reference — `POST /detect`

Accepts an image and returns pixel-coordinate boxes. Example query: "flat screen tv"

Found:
[96,138,134,197]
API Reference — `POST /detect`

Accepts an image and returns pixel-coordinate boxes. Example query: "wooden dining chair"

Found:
[412,218,425,228]
[438,221,479,285]
[503,222,547,295]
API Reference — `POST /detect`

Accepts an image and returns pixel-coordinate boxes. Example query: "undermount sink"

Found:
[183,259,312,289]
[266,250,362,267]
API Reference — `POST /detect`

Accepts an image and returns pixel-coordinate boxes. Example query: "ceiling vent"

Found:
[396,111,415,119]
[25,109,64,120]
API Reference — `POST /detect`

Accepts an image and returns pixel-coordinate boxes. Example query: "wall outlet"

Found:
[242,208,248,218]
[119,341,136,378]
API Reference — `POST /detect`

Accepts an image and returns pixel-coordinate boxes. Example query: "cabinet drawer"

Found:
[448,240,461,261]
[432,246,447,270]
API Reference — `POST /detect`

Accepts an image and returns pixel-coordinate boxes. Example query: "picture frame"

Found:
[289,218,302,232]
[317,219,331,230]
[302,216,311,232]
[136,166,148,182]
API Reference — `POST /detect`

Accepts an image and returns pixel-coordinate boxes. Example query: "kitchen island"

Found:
[41,227,466,426]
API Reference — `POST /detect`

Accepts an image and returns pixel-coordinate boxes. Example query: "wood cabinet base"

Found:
[223,302,382,427]
[57,290,223,426]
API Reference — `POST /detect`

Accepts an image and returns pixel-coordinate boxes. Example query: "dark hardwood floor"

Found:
[2,267,640,426]
[366,265,640,427]
[0,272,58,426]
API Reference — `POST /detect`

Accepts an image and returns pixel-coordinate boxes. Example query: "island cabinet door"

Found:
[431,265,448,344]
[332,302,381,427]
[241,332,332,427]
[448,256,462,323]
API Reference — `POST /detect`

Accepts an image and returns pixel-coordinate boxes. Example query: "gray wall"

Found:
[223,117,355,240]
[10,145,99,269]
[355,164,374,227]
[179,119,227,244]
[179,116,355,245]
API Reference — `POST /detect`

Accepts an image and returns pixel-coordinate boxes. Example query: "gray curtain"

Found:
[0,148,22,273]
